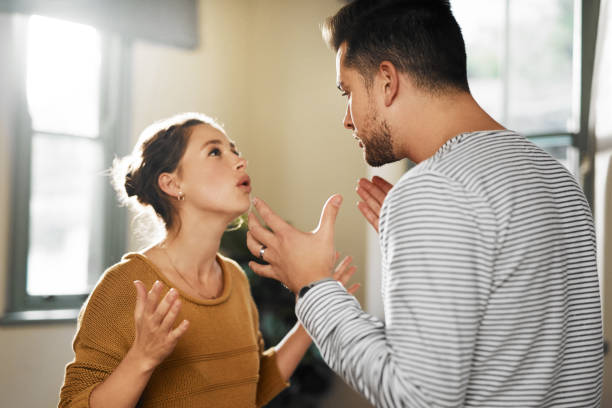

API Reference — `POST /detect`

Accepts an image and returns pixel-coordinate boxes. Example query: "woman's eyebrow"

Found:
[201,139,238,150]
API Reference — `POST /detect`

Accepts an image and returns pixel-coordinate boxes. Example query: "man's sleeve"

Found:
[296,172,495,408]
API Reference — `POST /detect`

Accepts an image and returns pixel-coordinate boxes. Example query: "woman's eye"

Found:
[341,91,349,97]
[233,150,241,157]
[209,148,221,157]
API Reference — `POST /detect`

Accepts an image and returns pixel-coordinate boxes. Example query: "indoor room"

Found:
[0,0,611,406]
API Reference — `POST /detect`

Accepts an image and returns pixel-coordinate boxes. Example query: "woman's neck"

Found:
[162,212,230,283]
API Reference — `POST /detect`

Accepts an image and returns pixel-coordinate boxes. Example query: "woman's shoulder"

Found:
[217,253,249,284]
[94,253,157,290]
[79,253,157,319]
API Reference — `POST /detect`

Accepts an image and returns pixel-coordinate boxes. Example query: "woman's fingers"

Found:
[332,256,358,289]
[133,280,146,319]
[159,297,182,332]
[153,288,178,324]
[144,281,164,315]
[170,320,190,341]
[347,283,361,294]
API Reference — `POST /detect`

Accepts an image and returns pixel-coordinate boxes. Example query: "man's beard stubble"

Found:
[363,114,397,167]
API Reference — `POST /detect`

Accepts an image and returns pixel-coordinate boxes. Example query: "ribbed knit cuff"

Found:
[62,383,98,408]
[256,348,290,407]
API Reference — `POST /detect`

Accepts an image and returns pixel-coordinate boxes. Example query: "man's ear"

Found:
[158,172,181,199]
[379,61,399,107]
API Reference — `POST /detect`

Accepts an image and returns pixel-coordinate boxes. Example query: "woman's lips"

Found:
[237,175,252,193]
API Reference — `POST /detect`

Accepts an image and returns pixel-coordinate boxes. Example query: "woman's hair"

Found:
[111,112,223,231]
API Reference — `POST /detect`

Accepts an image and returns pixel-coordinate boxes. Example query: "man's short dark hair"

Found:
[323,0,470,93]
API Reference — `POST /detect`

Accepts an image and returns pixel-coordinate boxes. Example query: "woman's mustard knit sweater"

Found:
[59,253,288,407]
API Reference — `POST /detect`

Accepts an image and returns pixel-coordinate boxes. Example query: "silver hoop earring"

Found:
[177,191,185,201]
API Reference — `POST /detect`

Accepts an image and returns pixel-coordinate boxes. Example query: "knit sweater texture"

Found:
[59,253,288,407]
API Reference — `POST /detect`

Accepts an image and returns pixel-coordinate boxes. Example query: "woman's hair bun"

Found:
[124,170,137,198]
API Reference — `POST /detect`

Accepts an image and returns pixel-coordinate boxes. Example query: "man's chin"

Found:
[365,151,398,167]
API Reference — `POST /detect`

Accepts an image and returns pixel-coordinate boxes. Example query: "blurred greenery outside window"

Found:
[4,15,130,322]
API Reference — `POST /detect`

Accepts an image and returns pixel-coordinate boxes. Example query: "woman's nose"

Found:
[235,156,247,170]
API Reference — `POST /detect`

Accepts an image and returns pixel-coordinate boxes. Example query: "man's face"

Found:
[336,43,397,167]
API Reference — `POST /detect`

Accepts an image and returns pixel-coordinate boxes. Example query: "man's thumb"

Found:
[315,194,343,235]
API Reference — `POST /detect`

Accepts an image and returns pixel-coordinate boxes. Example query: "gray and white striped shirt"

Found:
[296,130,603,407]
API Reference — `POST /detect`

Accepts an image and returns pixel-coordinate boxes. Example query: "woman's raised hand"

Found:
[130,280,190,371]
[356,176,393,234]
[332,253,360,294]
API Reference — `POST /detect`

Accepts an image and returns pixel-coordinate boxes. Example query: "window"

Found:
[5,15,131,322]
[452,0,595,191]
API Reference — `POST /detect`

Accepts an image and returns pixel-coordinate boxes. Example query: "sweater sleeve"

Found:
[296,172,496,407]
[248,297,289,407]
[59,265,135,408]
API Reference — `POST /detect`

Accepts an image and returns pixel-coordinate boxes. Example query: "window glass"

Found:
[24,15,105,297]
[452,0,506,121]
[594,3,612,138]
[27,134,105,296]
[507,0,576,134]
[26,15,101,137]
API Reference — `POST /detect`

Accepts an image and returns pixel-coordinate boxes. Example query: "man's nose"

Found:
[343,105,354,130]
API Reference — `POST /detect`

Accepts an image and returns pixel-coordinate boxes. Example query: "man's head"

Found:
[324,0,470,165]
[323,0,469,93]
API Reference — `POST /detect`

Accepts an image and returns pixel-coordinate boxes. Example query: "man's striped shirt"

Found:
[296,130,603,407]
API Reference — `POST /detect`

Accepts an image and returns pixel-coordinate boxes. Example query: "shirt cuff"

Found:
[295,280,360,340]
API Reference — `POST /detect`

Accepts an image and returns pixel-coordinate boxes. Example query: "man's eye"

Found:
[341,91,349,97]
[209,148,221,157]
[233,150,241,157]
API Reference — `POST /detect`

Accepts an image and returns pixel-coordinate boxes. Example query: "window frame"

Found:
[2,19,132,324]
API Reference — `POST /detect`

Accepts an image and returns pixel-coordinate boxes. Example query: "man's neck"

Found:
[396,91,505,163]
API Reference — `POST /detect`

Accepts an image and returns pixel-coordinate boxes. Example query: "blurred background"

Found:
[0,0,611,406]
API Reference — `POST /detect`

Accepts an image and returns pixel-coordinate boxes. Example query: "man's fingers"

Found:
[247,213,277,248]
[372,176,393,194]
[248,261,276,280]
[315,194,343,237]
[145,281,164,315]
[246,231,277,264]
[359,178,388,206]
[357,201,379,233]
[356,182,382,214]
[252,197,288,232]
[133,280,146,318]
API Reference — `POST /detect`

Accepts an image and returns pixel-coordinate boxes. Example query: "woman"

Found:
[59,113,357,407]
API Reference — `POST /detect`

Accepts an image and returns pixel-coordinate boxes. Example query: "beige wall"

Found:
[0,1,372,406]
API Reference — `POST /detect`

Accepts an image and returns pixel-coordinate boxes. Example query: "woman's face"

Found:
[175,124,251,221]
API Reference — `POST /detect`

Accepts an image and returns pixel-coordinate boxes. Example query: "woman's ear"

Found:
[379,61,399,107]
[158,172,181,199]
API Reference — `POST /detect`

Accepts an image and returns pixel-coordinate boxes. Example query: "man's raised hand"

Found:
[246,195,343,294]
[356,176,393,233]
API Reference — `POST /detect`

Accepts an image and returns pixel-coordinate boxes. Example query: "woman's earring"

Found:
[177,191,185,201]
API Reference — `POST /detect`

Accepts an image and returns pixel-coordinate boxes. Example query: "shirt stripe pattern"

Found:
[296,130,603,407]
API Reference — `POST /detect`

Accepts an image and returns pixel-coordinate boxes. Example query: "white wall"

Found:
[0,1,374,406]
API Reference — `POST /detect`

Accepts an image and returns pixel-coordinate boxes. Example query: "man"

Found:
[246,0,603,406]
